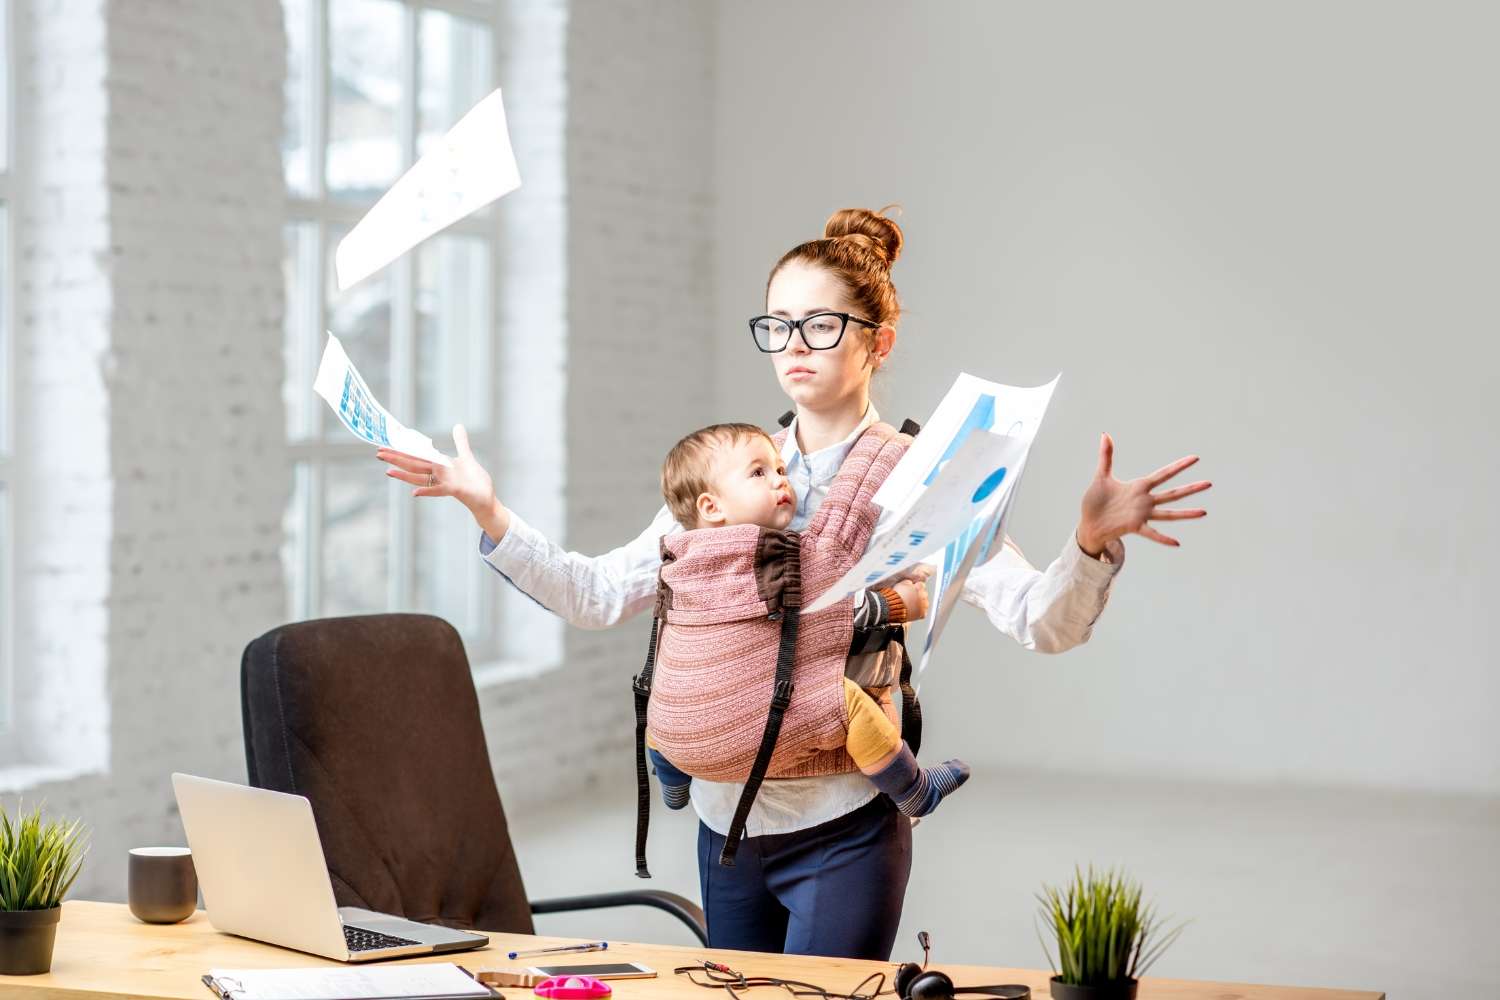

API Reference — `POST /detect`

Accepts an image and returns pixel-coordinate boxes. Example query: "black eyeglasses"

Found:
[748,312,880,353]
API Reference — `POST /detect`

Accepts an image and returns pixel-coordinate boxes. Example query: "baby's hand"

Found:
[893,577,931,622]
[896,563,935,585]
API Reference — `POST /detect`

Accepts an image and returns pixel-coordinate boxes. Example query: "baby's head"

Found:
[662,423,795,531]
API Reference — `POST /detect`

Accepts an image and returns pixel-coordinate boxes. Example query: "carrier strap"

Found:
[776,410,918,436]
[718,604,800,866]
[632,616,662,878]
[898,638,922,756]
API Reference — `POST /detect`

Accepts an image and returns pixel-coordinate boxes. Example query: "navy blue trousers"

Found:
[696,795,912,960]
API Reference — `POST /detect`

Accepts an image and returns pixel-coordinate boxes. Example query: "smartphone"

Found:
[524,962,657,980]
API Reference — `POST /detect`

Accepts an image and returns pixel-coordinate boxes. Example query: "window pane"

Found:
[1,0,9,174]
[412,497,477,638]
[328,0,403,200]
[0,203,7,451]
[418,10,492,159]
[325,225,392,440]
[282,463,311,621]
[0,484,9,736]
[415,235,490,433]
[283,223,316,439]
[321,460,389,616]
[281,0,312,194]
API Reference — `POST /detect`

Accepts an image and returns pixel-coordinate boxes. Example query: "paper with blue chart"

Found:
[805,373,1060,678]
[313,333,452,466]
[805,430,1025,612]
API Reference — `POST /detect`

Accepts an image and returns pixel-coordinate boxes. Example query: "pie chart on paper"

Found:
[971,467,1008,504]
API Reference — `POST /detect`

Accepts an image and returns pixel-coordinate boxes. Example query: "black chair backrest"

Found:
[240,613,534,934]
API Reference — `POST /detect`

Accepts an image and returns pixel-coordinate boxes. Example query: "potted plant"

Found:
[0,803,89,975]
[1036,866,1185,1000]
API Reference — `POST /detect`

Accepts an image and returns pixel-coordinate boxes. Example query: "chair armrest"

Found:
[529,890,707,946]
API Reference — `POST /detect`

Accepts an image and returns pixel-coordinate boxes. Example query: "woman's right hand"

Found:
[376,424,511,544]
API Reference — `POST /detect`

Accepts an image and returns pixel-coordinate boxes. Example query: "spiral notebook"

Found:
[201,962,497,1000]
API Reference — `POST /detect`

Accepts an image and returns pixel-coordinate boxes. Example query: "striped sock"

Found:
[868,745,970,818]
[648,747,693,811]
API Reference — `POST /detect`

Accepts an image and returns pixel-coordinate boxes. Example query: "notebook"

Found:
[201,962,497,1000]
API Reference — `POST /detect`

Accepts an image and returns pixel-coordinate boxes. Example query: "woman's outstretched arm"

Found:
[480,503,678,629]
[960,533,1122,653]
[378,424,680,630]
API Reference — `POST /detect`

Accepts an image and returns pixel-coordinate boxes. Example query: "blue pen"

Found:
[508,941,609,960]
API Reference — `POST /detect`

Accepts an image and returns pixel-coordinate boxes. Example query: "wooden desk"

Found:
[0,902,1383,1000]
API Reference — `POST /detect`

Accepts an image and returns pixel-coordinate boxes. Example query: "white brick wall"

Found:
[7,0,289,895]
[544,0,716,794]
[6,0,718,903]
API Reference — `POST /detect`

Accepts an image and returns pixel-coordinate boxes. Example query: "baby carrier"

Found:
[632,414,924,876]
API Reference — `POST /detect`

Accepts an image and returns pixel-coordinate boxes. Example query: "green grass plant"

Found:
[1037,866,1186,986]
[0,803,88,911]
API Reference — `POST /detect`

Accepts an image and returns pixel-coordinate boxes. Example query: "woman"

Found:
[377,207,1210,960]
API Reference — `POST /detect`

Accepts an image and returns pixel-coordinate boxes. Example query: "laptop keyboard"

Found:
[344,924,421,952]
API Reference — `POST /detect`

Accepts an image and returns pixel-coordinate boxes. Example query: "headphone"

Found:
[894,933,1031,1000]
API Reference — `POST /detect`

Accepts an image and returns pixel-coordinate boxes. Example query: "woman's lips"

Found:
[785,366,816,380]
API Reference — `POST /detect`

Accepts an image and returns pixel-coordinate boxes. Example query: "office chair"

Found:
[240,613,707,943]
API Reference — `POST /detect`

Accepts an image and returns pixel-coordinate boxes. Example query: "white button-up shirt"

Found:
[480,407,1124,836]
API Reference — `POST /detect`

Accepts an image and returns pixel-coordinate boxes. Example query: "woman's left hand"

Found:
[1075,433,1211,557]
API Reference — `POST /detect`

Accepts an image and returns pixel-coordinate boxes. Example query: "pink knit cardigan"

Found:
[646,422,911,781]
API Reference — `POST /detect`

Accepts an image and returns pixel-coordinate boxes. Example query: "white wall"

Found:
[10,0,113,783]
[8,0,289,893]
[712,1,1500,795]
[471,0,719,812]
[547,0,717,786]
[8,0,1491,920]
[4,0,717,904]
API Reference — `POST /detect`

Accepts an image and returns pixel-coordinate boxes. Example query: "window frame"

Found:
[283,0,512,662]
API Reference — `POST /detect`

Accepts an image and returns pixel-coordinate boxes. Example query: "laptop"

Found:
[172,773,489,962]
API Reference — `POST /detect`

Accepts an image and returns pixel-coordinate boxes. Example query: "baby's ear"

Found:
[696,492,724,527]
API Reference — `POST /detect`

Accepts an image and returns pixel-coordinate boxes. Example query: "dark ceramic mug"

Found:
[127,847,198,924]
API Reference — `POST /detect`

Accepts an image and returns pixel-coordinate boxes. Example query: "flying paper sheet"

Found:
[313,333,452,466]
[805,432,1027,613]
[335,88,521,291]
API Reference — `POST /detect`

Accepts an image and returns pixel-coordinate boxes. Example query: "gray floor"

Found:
[508,764,1500,1000]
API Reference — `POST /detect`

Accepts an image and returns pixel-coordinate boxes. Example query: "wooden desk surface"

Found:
[0,902,1384,1000]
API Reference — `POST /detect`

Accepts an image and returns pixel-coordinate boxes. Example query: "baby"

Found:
[648,422,969,818]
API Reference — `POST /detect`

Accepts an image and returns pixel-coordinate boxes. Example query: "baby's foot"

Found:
[648,748,693,810]
[894,759,970,817]
[866,744,971,817]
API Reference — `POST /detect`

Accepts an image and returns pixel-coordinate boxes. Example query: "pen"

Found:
[508,941,609,960]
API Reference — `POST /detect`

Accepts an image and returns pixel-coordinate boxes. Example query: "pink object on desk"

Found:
[534,975,613,999]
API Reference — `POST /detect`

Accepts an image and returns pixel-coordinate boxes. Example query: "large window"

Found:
[282,0,534,667]
[0,0,14,741]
